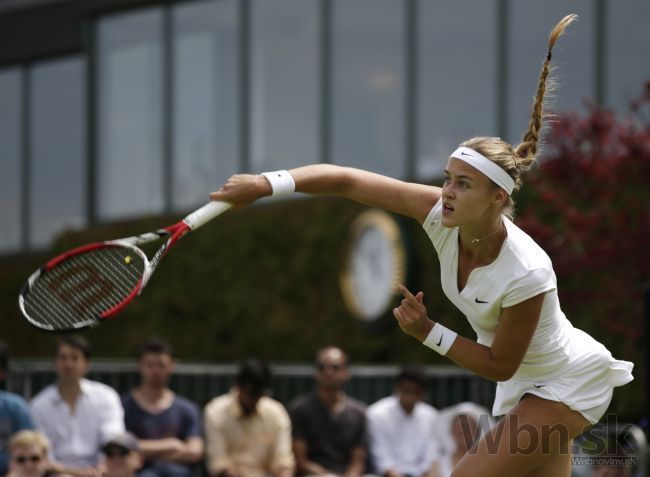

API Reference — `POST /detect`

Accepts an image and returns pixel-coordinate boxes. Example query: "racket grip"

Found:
[184,201,232,230]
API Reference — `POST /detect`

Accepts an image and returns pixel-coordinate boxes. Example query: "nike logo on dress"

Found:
[475,298,488,304]
[533,384,546,389]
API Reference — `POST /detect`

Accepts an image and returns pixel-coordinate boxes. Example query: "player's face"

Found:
[54,344,89,383]
[138,352,174,388]
[440,158,500,228]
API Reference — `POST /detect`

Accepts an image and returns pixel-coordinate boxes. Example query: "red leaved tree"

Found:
[516,82,650,363]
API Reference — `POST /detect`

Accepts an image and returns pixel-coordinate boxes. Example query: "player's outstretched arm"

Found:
[210,164,441,224]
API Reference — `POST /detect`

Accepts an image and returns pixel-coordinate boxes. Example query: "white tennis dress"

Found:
[422,199,634,424]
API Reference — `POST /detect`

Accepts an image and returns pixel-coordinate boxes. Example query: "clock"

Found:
[339,209,407,322]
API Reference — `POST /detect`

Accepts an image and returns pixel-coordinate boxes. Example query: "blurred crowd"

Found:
[0,337,632,477]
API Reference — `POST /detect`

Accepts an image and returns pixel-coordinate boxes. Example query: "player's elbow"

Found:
[489,356,520,382]
[492,367,517,382]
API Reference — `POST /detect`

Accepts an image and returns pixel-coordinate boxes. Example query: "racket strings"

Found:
[23,247,145,330]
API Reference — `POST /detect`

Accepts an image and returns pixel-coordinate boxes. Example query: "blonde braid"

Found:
[515,13,578,167]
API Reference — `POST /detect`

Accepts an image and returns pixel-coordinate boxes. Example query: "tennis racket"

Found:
[18,201,231,332]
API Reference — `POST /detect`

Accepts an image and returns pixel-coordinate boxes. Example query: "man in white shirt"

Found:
[30,335,125,477]
[367,366,440,477]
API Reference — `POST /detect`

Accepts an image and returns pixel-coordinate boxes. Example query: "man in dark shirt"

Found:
[122,337,203,477]
[289,346,373,477]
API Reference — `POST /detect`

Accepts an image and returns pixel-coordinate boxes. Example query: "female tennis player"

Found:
[210,14,633,477]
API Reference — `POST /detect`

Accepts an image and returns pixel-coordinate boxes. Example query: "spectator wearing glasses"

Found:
[288,346,374,477]
[6,430,49,477]
[203,358,294,477]
[101,432,143,477]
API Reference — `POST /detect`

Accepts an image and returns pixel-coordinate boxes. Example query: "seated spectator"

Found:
[591,460,632,477]
[122,337,203,477]
[367,365,440,477]
[1,341,34,476]
[6,430,49,477]
[433,402,494,477]
[288,346,374,477]
[30,335,125,476]
[101,432,143,477]
[588,433,635,477]
[203,358,294,477]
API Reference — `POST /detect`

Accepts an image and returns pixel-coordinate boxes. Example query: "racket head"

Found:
[18,242,149,331]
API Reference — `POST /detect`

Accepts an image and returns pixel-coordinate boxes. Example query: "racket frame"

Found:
[18,201,231,331]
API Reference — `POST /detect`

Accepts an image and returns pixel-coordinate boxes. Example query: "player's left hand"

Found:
[393,284,434,342]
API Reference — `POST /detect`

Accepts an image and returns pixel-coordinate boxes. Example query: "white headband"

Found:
[450,146,515,195]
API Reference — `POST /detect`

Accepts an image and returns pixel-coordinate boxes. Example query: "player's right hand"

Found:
[210,174,272,208]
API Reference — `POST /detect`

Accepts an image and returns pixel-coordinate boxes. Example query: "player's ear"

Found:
[492,187,507,206]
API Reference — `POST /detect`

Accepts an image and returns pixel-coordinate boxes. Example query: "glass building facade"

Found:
[0,0,648,254]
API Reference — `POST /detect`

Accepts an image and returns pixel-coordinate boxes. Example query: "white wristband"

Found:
[261,170,295,197]
[423,323,458,356]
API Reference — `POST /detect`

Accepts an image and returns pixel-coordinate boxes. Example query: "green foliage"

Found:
[0,196,463,366]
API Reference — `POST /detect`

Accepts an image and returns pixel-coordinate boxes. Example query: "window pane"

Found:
[417,0,498,179]
[250,0,319,172]
[331,0,405,178]
[606,1,650,112]
[29,57,87,249]
[508,1,594,145]
[97,8,164,220]
[0,68,22,253]
[172,0,239,211]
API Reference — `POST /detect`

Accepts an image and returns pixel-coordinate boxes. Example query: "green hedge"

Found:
[0,194,642,419]
[0,196,468,362]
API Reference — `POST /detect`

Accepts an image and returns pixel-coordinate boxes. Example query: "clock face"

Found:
[340,210,406,322]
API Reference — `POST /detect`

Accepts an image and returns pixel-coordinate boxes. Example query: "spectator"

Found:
[1,341,34,476]
[591,461,632,477]
[433,403,494,477]
[367,365,440,477]
[203,358,294,477]
[6,430,49,477]
[589,435,635,477]
[288,346,373,477]
[30,335,125,476]
[122,337,203,477]
[101,432,143,477]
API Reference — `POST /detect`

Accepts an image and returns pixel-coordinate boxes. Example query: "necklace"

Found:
[469,222,503,244]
